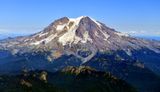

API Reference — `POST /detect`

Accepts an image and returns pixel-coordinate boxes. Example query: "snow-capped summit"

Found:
[0,16,160,54]
[0,16,160,74]
[23,16,129,49]
[29,16,106,46]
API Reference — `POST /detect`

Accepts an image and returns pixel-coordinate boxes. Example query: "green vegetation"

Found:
[85,52,160,92]
[0,66,137,92]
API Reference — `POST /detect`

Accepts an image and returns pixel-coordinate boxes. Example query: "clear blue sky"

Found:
[0,0,160,36]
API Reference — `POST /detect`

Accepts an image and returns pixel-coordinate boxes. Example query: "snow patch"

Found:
[56,24,66,30]
[102,32,110,40]
[58,16,93,45]
[69,16,85,25]
[115,32,129,37]
[94,31,99,37]
[125,49,132,56]
[58,20,80,45]
[24,39,29,42]
[30,34,57,45]
[99,30,110,41]
[81,31,92,43]
[58,29,80,45]
[38,32,48,37]
[58,16,94,45]
[30,40,41,45]
[45,34,57,43]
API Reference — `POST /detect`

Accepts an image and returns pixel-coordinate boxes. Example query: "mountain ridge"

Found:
[0,66,137,92]
[0,16,160,92]
[0,16,160,73]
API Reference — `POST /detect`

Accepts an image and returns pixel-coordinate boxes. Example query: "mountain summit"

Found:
[0,16,160,74]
